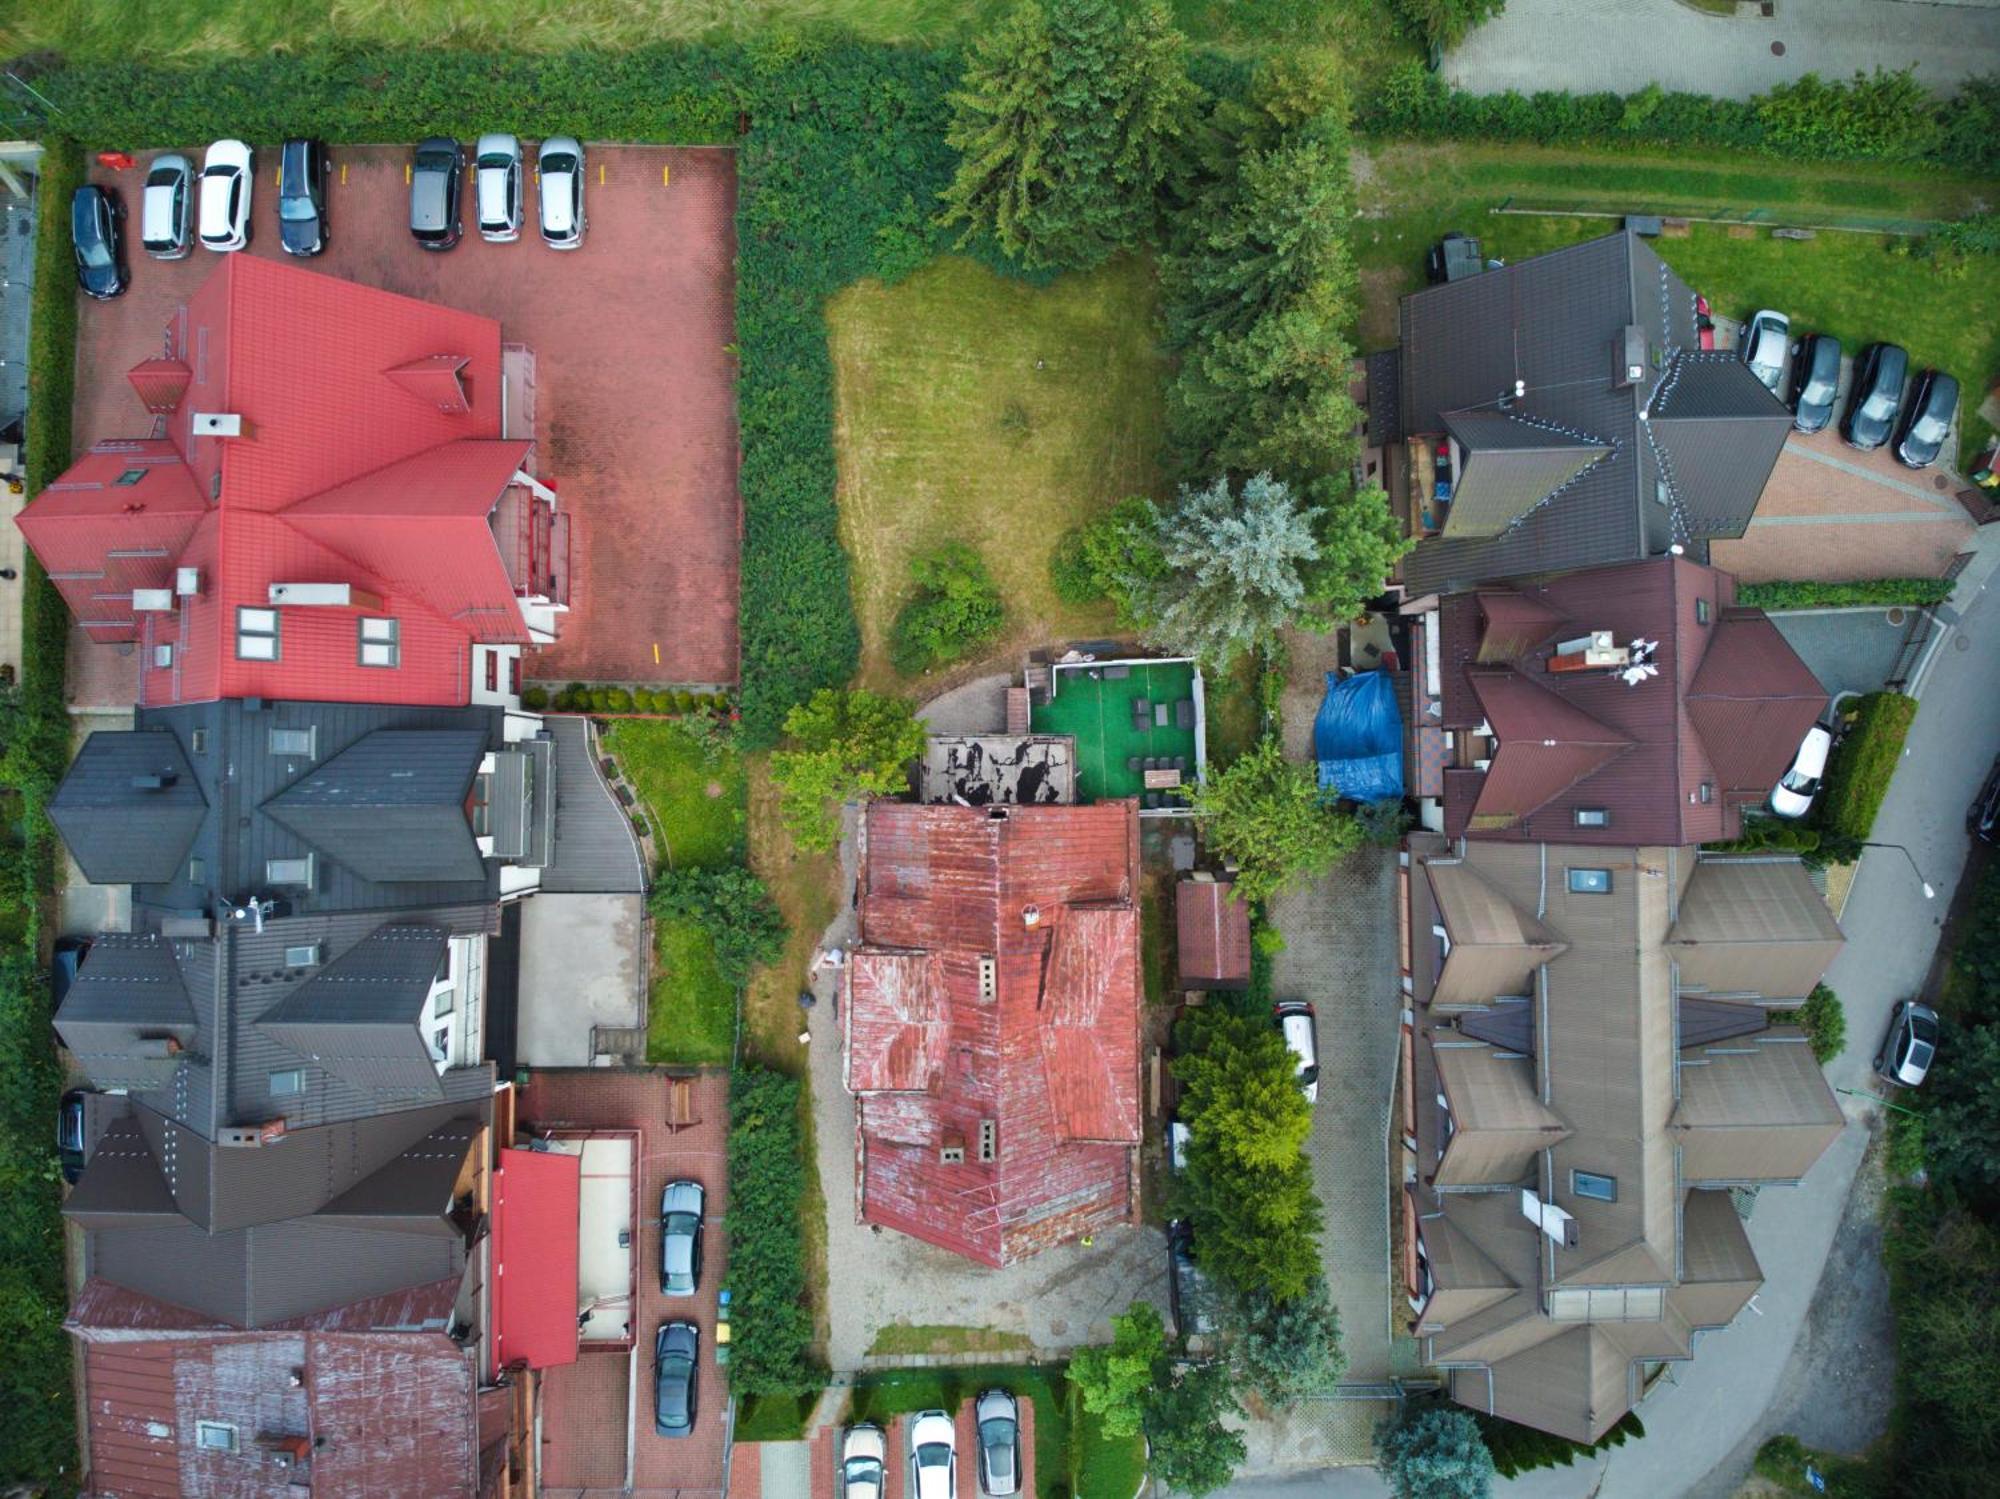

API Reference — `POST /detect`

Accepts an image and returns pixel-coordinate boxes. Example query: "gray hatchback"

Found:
[659,1179,704,1295]
[653,1320,698,1437]
[410,137,463,251]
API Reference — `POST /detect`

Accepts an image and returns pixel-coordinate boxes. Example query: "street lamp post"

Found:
[1860,841,1935,900]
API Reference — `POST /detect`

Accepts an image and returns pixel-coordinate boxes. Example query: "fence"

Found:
[1489,196,1943,238]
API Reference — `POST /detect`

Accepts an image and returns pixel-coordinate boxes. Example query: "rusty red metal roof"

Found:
[491,1146,581,1372]
[1175,879,1251,988]
[845,801,1142,1266]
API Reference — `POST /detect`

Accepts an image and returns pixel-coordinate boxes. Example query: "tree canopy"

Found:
[1136,473,1320,670]
[1069,1301,1164,1438]
[1183,736,1362,903]
[769,688,927,853]
[1143,1360,1247,1497]
[1229,1279,1349,1407]
[1375,1405,1497,1499]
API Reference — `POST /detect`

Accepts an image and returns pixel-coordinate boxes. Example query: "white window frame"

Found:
[358,615,400,668]
[269,1068,306,1098]
[265,854,315,887]
[235,606,279,661]
[195,1421,238,1452]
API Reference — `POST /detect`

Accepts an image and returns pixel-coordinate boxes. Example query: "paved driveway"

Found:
[1446,0,2000,100]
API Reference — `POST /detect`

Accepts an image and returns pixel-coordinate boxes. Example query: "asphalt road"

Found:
[1218,531,2000,1499]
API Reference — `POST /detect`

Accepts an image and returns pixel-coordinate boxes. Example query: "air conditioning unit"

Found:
[132,588,175,612]
[176,566,201,596]
[191,411,248,438]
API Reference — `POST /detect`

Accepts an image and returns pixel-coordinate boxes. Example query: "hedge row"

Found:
[1736,578,1955,611]
[724,1066,822,1397]
[1819,691,1919,843]
[525,684,732,715]
[1355,61,2000,175]
[0,139,86,1488]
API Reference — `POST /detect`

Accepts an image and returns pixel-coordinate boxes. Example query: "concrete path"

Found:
[1446,0,2000,101]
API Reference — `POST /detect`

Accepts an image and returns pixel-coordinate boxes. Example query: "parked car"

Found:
[1426,231,1483,285]
[907,1410,958,1499]
[57,1089,89,1185]
[1167,1117,1190,1174]
[1166,1219,1219,1339]
[139,154,192,260]
[538,136,587,249]
[1739,309,1789,396]
[1893,369,1960,470]
[841,1423,887,1499]
[198,138,253,252]
[1787,333,1842,434]
[1274,999,1319,1104]
[1875,1000,1940,1088]
[975,1389,1021,1497]
[1841,342,1909,452]
[276,138,329,257]
[659,1178,704,1295]
[410,137,464,251]
[474,133,524,243]
[69,185,127,300]
[1970,751,2000,844]
[52,935,91,1007]
[1769,724,1834,820]
[653,1320,699,1437]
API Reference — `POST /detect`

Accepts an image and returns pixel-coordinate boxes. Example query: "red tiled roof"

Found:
[492,1146,581,1373]
[18,256,559,708]
[1436,556,1827,843]
[1175,879,1251,987]
[845,801,1142,1266]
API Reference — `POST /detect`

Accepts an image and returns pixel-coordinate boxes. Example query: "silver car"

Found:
[975,1389,1019,1497]
[659,1179,704,1296]
[140,154,192,259]
[474,132,524,243]
[1875,1000,1940,1088]
[841,1423,886,1499]
[538,136,586,249]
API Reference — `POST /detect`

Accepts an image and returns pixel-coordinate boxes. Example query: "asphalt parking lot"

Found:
[74,141,740,695]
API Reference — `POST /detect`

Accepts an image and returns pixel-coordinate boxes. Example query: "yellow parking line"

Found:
[652,642,661,665]
[598,162,605,186]
[340,163,348,186]
[405,162,412,185]
[662,164,670,188]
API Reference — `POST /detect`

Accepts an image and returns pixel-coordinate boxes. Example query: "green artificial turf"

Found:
[1032,659,1199,802]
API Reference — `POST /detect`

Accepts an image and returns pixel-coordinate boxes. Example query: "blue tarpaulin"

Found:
[1314,670,1403,803]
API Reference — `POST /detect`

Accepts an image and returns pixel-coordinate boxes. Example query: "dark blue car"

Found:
[70,185,127,301]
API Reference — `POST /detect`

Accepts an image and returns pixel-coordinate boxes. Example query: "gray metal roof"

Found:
[55,935,198,1092]
[1398,232,1791,594]
[259,924,452,1094]
[263,730,490,883]
[48,729,207,885]
[537,716,647,894]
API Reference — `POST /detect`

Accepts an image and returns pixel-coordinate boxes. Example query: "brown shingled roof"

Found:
[1175,879,1252,989]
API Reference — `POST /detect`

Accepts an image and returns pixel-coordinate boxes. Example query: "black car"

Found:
[1787,333,1842,434]
[277,138,329,257]
[653,1321,699,1437]
[1893,368,1960,470]
[52,935,91,1007]
[1426,231,1484,285]
[410,137,463,251]
[57,1089,89,1185]
[1840,342,1908,452]
[1970,752,2000,844]
[70,185,127,300]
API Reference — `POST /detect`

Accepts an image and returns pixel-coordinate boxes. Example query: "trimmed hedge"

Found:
[1736,578,1954,611]
[725,1066,822,1397]
[1355,61,2000,174]
[1819,691,1919,842]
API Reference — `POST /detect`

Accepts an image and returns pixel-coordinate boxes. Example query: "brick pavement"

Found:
[523,1069,732,1499]
[70,143,739,697]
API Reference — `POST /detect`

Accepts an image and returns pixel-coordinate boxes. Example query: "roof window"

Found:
[1573,808,1609,828]
[195,1421,237,1452]
[236,606,279,661]
[265,855,315,888]
[269,726,316,758]
[269,1068,306,1098]
[1567,868,1612,895]
[358,616,400,668]
[1571,1169,1617,1202]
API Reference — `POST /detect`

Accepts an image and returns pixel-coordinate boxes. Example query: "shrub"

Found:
[888,543,1007,676]
[1386,0,1508,51]
[1734,578,1954,610]
[1818,691,1918,842]
[675,690,698,713]
[1375,1405,1496,1499]
[520,685,549,710]
[590,688,615,712]
[726,1066,821,1397]
[1048,526,1104,606]
[1951,863,2000,1018]
[1704,819,1820,857]
[606,687,635,713]
[769,689,928,852]
[1354,797,1412,848]
[650,866,788,988]
[1773,983,1847,1065]
[1474,1410,1642,1478]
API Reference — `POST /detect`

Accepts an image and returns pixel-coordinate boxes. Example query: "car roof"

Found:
[475,132,519,158]
[662,1179,703,1213]
[1793,726,1832,776]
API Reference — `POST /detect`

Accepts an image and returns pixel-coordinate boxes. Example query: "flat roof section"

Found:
[1031,658,1204,808]
[492,1145,581,1372]
[541,1132,638,1345]
[917,734,1076,805]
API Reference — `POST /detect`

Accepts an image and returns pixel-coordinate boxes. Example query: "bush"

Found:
[674,690,698,713]
[1375,1404,1496,1499]
[606,687,634,712]
[1734,578,1954,611]
[1773,983,1847,1065]
[1048,526,1105,606]
[888,543,1006,676]
[1474,1410,1642,1478]
[520,685,549,710]
[650,865,788,988]
[1818,692,1918,842]
[1354,797,1412,848]
[726,1067,822,1397]
[1950,862,2000,1017]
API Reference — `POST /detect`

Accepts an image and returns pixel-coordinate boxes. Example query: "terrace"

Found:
[1029,655,1205,811]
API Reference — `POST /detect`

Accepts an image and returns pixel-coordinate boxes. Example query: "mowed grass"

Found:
[601,720,747,1065]
[867,1322,1033,1356]
[829,254,1167,690]
[1355,143,2000,465]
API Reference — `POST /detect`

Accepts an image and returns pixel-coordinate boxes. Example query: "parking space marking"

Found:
[662,164,671,187]
[599,162,606,186]
[653,642,661,665]
[340,162,347,185]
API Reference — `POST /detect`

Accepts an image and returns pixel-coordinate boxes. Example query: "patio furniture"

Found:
[1104,664,1130,680]
[1132,697,1152,731]
[1144,767,1182,790]
[1173,756,1187,774]
[1175,699,1195,730]
[1143,791,1161,809]
[665,1078,701,1134]
[1126,756,1143,774]
[1155,703,1170,727]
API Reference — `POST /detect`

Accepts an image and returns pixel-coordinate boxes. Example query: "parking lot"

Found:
[74,141,740,693]
[804,1401,1038,1498]
[520,1069,730,1499]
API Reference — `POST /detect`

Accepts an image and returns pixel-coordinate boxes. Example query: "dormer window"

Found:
[236,606,279,661]
[358,616,400,668]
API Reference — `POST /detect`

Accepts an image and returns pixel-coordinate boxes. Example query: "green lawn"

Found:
[1069,1387,1149,1499]
[829,254,1167,691]
[601,720,748,1064]
[1356,142,2000,467]
[867,1323,1033,1356]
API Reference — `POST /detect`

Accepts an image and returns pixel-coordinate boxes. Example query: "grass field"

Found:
[2,0,1415,67]
[1356,143,2000,466]
[867,1322,1034,1356]
[829,254,1167,691]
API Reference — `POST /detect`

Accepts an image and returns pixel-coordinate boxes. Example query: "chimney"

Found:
[191,412,250,439]
[1520,1189,1579,1248]
[1612,324,1647,389]
[176,567,201,597]
[1548,631,1629,673]
[130,772,177,790]
[1021,904,1042,930]
[132,588,175,612]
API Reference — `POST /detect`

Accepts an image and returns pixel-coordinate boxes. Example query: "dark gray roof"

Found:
[48,729,206,884]
[54,935,198,1091]
[538,716,647,895]
[1398,231,1791,594]
[260,925,452,1094]
[1365,348,1404,446]
[263,730,490,883]
[1439,411,1610,538]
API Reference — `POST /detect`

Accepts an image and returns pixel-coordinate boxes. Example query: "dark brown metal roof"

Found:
[1175,879,1252,988]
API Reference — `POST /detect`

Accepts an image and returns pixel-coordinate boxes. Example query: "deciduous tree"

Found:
[769,689,927,853]
[649,866,788,988]
[1070,1301,1164,1438]
[889,543,1006,676]
[1143,1360,1247,1496]
[1183,737,1362,904]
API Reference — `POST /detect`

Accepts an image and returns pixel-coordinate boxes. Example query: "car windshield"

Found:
[1780,767,1818,793]
[1912,1013,1940,1044]
[542,152,577,176]
[203,164,237,182]
[1911,412,1949,445]
[844,1457,882,1481]
[146,165,180,187]
[916,1445,949,1469]
[666,1211,698,1236]
[1299,1063,1320,1088]
[980,1417,1014,1448]
[279,192,317,222]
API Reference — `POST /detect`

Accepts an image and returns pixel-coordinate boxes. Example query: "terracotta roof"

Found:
[1437,556,1827,844]
[16,256,564,707]
[1175,879,1252,988]
[844,800,1142,1266]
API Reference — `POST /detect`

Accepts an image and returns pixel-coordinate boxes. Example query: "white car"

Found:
[198,139,253,252]
[908,1409,957,1499]
[474,133,524,243]
[140,154,192,259]
[1740,309,1790,397]
[538,136,586,249]
[1769,724,1833,819]
[841,1423,886,1499]
[1275,1000,1319,1105]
